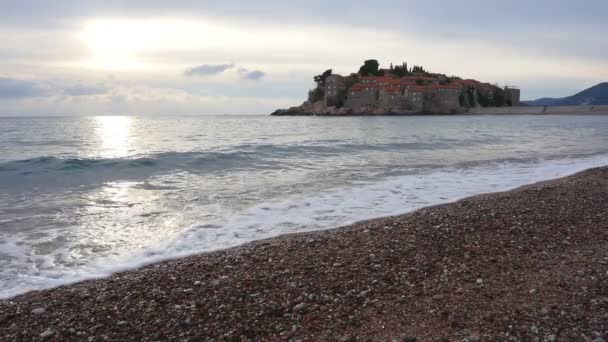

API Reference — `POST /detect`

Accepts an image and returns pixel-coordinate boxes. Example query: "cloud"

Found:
[238,68,265,81]
[183,63,234,77]
[0,77,52,98]
[182,63,266,81]
[62,83,109,96]
[0,77,111,100]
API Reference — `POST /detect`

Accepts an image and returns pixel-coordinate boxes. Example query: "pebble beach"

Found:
[2,167,608,341]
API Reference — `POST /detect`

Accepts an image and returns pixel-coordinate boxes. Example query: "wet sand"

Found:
[1,167,608,341]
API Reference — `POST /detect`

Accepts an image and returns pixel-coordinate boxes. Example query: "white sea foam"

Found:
[1,154,607,299]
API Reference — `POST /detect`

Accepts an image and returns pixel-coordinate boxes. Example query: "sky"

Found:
[0,0,607,116]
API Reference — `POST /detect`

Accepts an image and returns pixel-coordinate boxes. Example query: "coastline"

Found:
[2,167,608,340]
[271,104,608,116]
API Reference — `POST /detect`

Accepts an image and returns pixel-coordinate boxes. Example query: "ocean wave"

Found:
[1,140,606,192]
[1,153,607,299]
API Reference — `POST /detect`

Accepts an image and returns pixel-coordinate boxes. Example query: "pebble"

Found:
[293,303,308,312]
[529,288,537,295]
[40,329,53,339]
[31,308,45,315]
[194,281,202,286]
[476,278,483,284]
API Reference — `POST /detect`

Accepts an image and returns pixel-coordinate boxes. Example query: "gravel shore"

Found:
[2,167,608,341]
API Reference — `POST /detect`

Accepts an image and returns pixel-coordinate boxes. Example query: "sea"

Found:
[1,114,608,298]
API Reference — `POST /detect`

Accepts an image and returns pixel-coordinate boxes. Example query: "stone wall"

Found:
[324,75,347,107]
[379,91,409,109]
[345,89,379,109]
[505,87,521,107]
[423,89,460,114]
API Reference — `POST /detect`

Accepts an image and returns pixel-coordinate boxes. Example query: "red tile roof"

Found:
[427,84,461,91]
[401,76,440,82]
[360,76,396,83]
[408,86,427,92]
[350,83,379,91]
[381,86,402,95]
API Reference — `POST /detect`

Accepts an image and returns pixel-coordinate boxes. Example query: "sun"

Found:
[78,18,230,72]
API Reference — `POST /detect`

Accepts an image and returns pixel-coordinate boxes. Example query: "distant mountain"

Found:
[524,82,608,106]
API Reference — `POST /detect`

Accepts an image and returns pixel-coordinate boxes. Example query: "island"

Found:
[271,59,521,116]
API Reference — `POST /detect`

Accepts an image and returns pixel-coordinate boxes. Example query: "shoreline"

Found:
[271,104,608,116]
[2,167,608,340]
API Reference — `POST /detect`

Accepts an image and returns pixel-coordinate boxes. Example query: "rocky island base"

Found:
[2,168,608,341]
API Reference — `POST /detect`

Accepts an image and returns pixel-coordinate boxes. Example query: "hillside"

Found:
[525,82,608,106]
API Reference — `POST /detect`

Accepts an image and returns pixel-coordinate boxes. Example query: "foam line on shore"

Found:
[1,154,607,299]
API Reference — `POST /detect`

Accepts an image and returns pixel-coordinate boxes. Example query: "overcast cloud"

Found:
[0,0,606,115]
[183,63,235,77]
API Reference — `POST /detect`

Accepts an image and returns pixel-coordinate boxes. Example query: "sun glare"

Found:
[95,116,134,158]
[79,18,237,71]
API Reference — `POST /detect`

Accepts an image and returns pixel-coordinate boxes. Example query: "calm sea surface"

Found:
[1,115,608,298]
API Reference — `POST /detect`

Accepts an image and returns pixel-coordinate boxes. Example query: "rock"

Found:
[293,303,308,313]
[476,278,483,285]
[402,336,417,342]
[194,281,202,286]
[593,338,606,342]
[68,328,76,334]
[529,288,537,295]
[469,335,480,342]
[546,335,556,342]
[40,329,53,339]
[31,308,45,315]
[540,308,549,315]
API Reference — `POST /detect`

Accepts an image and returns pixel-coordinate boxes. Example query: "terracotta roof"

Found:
[401,76,439,82]
[427,84,461,91]
[451,79,479,86]
[408,86,427,92]
[350,83,379,91]
[393,79,417,85]
[381,86,402,94]
[360,76,396,83]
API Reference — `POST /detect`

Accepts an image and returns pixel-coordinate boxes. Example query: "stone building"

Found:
[504,86,521,106]
[324,75,347,107]
[344,83,379,109]
[422,85,461,113]
[379,86,408,109]
[405,86,425,112]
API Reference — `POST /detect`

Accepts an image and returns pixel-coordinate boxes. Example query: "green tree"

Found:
[392,61,410,77]
[493,89,506,107]
[467,87,476,107]
[308,87,324,103]
[313,69,332,86]
[478,91,491,107]
[412,65,427,73]
[358,59,383,76]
